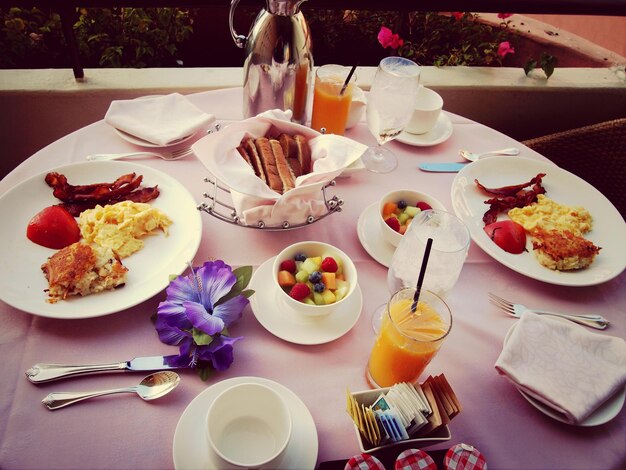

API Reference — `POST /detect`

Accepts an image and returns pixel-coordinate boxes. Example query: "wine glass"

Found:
[361,57,421,173]
[371,209,470,333]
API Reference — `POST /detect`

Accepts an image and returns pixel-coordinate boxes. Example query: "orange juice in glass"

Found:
[367,287,452,388]
[310,65,356,135]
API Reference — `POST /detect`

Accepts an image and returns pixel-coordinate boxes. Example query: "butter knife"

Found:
[418,162,467,172]
[26,355,184,383]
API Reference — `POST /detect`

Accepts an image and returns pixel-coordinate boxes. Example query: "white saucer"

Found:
[397,113,453,147]
[249,257,363,345]
[172,376,318,469]
[504,320,626,426]
[356,202,395,268]
[114,127,196,148]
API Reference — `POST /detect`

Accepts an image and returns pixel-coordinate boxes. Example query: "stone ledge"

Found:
[1,66,625,179]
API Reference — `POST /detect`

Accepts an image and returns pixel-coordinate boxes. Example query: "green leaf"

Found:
[196,364,212,381]
[240,289,255,299]
[523,59,537,76]
[215,266,253,306]
[540,53,557,79]
[192,327,214,346]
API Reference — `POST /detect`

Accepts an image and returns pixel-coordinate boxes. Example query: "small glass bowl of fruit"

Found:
[273,241,358,317]
[379,190,446,247]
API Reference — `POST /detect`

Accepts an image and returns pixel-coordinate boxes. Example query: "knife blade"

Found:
[25,355,184,383]
[418,162,467,172]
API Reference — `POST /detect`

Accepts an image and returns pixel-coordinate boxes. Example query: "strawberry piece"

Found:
[289,283,311,301]
[279,259,297,273]
[416,201,432,211]
[385,216,401,232]
[321,257,338,273]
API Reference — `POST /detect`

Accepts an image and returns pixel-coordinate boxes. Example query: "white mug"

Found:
[206,382,292,468]
[405,86,443,135]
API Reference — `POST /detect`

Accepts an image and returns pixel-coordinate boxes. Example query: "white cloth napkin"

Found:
[105,93,215,146]
[495,311,626,424]
[192,109,366,227]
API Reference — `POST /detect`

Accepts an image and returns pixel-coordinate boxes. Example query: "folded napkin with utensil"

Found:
[192,109,366,227]
[495,311,626,424]
[105,93,215,146]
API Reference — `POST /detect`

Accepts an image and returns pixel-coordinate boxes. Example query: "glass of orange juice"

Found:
[367,287,452,388]
[310,65,357,135]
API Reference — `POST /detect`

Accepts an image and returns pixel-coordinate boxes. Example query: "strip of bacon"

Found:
[45,172,143,203]
[475,173,546,196]
[476,173,547,225]
[59,186,160,217]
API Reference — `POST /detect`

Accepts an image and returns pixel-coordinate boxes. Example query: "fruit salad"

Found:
[277,253,349,305]
[382,199,432,234]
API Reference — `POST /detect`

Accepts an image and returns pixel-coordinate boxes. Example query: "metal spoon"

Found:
[459,147,520,162]
[41,371,180,410]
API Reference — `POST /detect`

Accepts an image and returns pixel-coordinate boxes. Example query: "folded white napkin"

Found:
[495,311,626,424]
[192,109,366,227]
[105,93,215,146]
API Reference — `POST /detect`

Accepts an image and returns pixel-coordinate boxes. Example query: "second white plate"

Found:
[451,156,626,286]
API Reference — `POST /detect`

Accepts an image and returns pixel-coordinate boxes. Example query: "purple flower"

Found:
[156,260,249,372]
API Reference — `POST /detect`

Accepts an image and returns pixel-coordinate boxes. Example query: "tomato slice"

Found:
[26,205,81,249]
[484,220,527,254]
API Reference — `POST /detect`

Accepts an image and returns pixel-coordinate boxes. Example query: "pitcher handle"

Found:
[229,0,247,48]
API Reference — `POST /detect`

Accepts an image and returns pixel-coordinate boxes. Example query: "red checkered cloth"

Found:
[344,453,386,470]
[444,444,487,470]
[394,449,437,470]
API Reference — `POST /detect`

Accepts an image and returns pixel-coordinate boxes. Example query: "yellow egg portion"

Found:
[508,194,592,236]
[79,200,172,258]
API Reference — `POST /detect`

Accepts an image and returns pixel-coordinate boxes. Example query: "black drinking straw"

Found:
[340,65,358,95]
[411,237,434,313]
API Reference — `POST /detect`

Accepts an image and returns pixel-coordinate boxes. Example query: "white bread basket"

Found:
[193,110,366,228]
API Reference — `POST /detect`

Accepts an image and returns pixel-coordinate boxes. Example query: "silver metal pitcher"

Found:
[229,0,313,124]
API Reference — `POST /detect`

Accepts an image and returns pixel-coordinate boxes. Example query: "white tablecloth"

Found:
[0,87,624,470]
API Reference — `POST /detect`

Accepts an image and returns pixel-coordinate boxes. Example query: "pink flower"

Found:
[497,41,515,58]
[498,13,513,19]
[452,12,464,20]
[377,26,404,50]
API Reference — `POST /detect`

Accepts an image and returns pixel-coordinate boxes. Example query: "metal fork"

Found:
[488,292,609,330]
[85,146,193,162]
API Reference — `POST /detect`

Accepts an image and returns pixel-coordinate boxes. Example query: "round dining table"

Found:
[0,87,624,470]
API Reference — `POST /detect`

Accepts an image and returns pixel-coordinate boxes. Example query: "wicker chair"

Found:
[522,118,626,219]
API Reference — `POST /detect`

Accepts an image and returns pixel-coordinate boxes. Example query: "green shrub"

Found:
[0,7,195,68]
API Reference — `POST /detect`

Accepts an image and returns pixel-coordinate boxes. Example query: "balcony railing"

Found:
[3,0,626,79]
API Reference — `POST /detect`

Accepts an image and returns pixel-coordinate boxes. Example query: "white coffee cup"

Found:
[405,86,443,135]
[206,382,292,468]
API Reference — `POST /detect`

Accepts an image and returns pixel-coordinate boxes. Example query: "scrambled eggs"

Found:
[508,194,592,236]
[79,200,172,258]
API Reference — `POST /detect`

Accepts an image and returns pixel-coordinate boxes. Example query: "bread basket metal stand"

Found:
[197,175,343,230]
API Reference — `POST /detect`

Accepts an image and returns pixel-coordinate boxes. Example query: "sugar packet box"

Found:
[350,386,451,453]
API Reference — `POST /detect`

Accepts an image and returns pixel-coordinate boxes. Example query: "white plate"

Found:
[172,376,318,470]
[249,257,363,345]
[396,113,453,147]
[0,161,202,318]
[114,127,196,148]
[357,202,395,268]
[504,320,626,426]
[451,156,626,286]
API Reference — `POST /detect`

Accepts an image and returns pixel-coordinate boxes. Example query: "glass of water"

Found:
[361,56,421,174]
[388,209,470,296]
[372,209,470,333]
